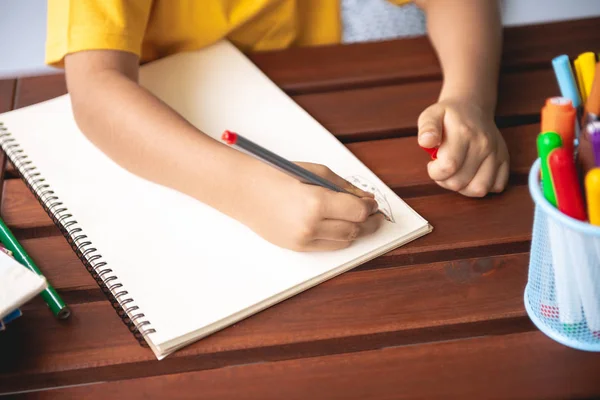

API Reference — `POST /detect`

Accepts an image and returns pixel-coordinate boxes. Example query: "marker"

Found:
[581,62,600,128]
[588,122,600,167]
[578,63,600,175]
[221,130,393,222]
[0,217,70,319]
[541,97,576,156]
[552,55,582,110]
[578,52,596,100]
[548,148,586,220]
[574,58,587,103]
[585,168,600,225]
[420,145,438,160]
[537,131,562,206]
[583,168,600,332]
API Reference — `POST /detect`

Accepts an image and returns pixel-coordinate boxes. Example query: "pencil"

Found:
[0,216,70,319]
[221,130,392,222]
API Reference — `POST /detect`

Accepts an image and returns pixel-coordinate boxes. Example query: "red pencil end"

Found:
[222,130,238,145]
[420,145,438,160]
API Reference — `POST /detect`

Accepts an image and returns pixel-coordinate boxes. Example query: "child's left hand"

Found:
[417,99,510,197]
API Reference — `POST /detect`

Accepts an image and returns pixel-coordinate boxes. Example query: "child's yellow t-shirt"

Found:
[45,0,411,67]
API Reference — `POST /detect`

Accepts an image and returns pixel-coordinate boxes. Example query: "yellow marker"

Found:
[578,52,597,100]
[574,58,587,103]
[585,168,600,225]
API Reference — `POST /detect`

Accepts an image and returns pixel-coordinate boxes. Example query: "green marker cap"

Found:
[537,131,562,207]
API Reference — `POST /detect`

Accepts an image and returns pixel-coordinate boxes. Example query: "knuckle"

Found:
[439,158,459,176]
[457,124,472,137]
[444,178,464,192]
[468,184,489,197]
[477,135,492,152]
[354,202,370,222]
[304,191,325,218]
[296,221,317,242]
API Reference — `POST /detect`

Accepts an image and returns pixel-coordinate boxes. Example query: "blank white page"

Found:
[0,40,430,358]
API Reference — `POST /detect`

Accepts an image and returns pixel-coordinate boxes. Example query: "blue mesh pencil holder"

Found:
[526,158,600,351]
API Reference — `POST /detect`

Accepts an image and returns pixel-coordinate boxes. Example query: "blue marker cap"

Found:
[552,55,582,108]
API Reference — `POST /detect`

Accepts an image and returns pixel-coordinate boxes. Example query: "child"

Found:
[45,0,509,252]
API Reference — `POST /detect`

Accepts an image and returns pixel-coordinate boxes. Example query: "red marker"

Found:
[548,147,587,220]
[420,146,438,160]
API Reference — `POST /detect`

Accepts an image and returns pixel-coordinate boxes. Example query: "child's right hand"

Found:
[239,161,384,252]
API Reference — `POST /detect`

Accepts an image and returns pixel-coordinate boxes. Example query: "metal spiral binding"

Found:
[0,122,155,345]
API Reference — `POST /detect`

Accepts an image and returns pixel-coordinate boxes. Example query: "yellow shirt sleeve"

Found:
[45,0,152,67]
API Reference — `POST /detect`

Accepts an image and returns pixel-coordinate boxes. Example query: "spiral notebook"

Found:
[0,40,431,359]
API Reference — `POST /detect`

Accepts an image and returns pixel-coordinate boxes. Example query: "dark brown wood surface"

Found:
[1,17,600,399]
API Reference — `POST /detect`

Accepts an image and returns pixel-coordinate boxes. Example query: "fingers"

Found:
[456,155,498,197]
[436,145,489,193]
[427,129,470,182]
[320,190,379,222]
[304,214,384,251]
[492,161,510,193]
[298,162,374,198]
[417,104,444,148]
[314,214,384,242]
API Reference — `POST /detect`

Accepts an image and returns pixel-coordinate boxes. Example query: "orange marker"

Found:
[578,62,600,176]
[541,97,576,155]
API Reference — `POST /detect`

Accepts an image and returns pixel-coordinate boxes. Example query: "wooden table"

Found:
[1,17,600,399]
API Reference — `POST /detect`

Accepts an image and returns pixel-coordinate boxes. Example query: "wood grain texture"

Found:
[22,331,600,400]
[0,79,14,204]
[249,17,600,94]
[294,69,554,141]
[0,252,532,393]
[1,179,53,229]
[10,69,550,143]
[13,74,67,110]
[0,79,16,113]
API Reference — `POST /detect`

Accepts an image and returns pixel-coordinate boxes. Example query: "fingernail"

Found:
[420,132,436,142]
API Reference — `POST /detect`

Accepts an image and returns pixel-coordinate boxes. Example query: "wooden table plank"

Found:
[12,69,552,143]
[249,17,600,94]
[0,79,16,204]
[21,331,600,400]
[0,252,532,393]
[13,74,67,110]
[294,69,554,141]
[0,79,16,113]
[1,179,54,229]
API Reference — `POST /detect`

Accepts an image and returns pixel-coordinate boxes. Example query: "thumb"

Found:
[417,104,445,148]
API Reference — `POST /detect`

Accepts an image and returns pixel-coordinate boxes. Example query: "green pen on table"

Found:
[0,216,70,319]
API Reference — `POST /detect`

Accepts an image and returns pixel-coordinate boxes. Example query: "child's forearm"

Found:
[417,0,502,112]
[66,57,258,220]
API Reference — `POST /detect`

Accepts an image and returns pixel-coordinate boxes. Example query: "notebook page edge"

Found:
[152,223,432,359]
